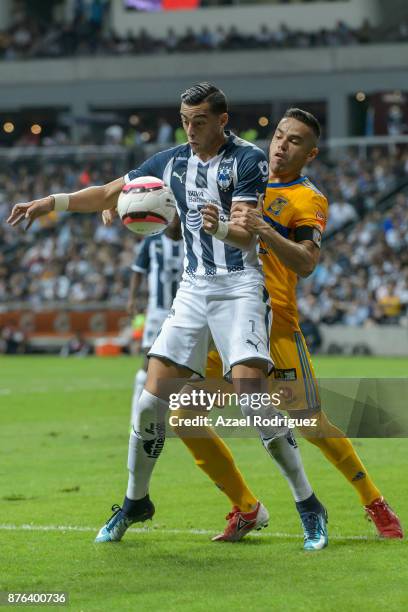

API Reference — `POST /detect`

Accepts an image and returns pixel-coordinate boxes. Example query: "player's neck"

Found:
[196,133,227,162]
[269,172,302,184]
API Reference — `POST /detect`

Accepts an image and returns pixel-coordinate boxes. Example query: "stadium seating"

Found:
[1,144,407,325]
[0,9,407,60]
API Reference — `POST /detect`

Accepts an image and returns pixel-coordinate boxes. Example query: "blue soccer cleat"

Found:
[95,497,155,543]
[300,507,328,551]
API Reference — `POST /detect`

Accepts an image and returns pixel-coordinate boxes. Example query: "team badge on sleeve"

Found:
[315,210,326,229]
[258,160,269,181]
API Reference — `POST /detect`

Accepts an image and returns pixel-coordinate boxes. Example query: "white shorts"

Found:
[142,307,169,350]
[148,275,273,377]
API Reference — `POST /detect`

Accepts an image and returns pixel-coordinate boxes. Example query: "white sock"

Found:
[263,432,313,502]
[126,389,168,500]
[131,369,147,424]
[239,394,313,502]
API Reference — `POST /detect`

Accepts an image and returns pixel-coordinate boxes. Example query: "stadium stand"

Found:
[0,6,407,60]
[1,143,407,328]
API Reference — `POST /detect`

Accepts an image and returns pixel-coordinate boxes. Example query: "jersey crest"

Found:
[267,196,289,216]
[217,161,234,191]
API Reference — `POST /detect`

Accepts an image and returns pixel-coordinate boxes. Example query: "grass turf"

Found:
[0,356,407,611]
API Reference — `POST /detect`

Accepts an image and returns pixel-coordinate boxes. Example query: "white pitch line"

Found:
[0,382,131,395]
[0,524,376,541]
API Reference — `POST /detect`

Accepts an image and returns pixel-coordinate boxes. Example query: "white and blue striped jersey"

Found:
[131,234,184,311]
[125,132,269,280]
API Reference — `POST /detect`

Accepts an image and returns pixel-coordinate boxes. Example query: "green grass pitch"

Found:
[0,356,407,611]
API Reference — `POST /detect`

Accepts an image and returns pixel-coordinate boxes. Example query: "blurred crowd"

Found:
[0,157,136,308]
[0,144,407,327]
[0,5,407,61]
[298,191,408,327]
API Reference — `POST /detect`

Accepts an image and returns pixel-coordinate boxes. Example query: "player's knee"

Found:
[232,359,269,381]
[238,394,280,419]
[238,395,290,442]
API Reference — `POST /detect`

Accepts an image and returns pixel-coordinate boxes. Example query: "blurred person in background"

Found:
[60,332,92,357]
[156,118,173,145]
[1,322,27,354]
[376,280,402,324]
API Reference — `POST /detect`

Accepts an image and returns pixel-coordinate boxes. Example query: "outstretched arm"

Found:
[7,177,125,230]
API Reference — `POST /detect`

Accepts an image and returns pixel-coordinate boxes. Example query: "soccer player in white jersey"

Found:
[7,83,327,549]
[128,216,184,423]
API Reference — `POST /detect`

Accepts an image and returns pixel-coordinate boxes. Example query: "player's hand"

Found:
[7,196,55,230]
[102,208,117,226]
[202,203,220,235]
[231,204,267,235]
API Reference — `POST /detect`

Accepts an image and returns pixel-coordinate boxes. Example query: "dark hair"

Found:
[181,82,228,114]
[283,108,321,140]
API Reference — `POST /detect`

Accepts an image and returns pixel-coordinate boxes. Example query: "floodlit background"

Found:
[0,0,407,357]
[0,3,407,610]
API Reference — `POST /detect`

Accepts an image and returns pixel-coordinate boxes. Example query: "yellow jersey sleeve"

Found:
[291,192,328,248]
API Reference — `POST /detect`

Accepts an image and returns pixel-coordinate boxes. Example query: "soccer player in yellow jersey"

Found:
[174,108,403,541]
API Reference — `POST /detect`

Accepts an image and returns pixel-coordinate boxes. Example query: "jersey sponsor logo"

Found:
[258,160,269,182]
[217,164,233,191]
[267,197,288,216]
[188,189,205,198]
[186,209,203,232]
[274,368,297,380]
[312,228,322,247]
[187,189,206,205]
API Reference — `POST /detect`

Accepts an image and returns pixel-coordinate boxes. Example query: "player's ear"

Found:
[307,147,319,164]
[219,112,228,129]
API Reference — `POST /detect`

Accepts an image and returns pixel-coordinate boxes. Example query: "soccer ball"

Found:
[117,176,177,236]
